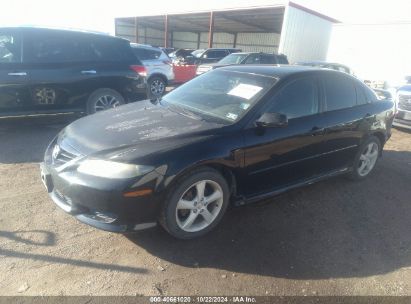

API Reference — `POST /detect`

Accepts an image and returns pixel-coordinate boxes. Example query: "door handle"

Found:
[8,72,27,76]
[81,70,97,75]
[310,126,325,136]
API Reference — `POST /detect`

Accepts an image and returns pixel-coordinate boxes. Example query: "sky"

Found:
[1,0,410,35]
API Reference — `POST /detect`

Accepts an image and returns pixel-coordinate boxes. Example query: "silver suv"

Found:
[131,43,174,97]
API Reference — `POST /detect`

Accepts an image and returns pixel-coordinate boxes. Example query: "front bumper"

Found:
[40,162,164,232]
[393,109,411,130]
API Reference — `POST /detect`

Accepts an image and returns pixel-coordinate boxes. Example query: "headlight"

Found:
[77,159,154,179]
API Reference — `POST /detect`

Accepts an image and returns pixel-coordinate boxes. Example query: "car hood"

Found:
[201,63,231,69]
[58,100,225,159]
[398,85,411,92]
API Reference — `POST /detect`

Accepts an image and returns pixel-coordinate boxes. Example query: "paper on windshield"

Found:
[227,84,263,100]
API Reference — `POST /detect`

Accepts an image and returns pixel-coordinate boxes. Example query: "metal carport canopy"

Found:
[132,6,285,34]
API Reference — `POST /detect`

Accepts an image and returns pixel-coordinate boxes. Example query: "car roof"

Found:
[219,64,344,78]
[1,26,127,41]
[130,43,162,51]
[229,52,283,56]
[297,61,350,68]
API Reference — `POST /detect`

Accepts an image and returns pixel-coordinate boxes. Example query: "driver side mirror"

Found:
[255,112,288,128]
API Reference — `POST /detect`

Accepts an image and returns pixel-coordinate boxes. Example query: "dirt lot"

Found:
[0,115,410,296]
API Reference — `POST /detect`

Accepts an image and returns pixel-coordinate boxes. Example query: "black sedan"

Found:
[41,66,395,239]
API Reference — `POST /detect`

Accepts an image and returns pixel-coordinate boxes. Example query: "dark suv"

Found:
[185,48,241,65]
[196,52,289,75]
[0,27,147,117]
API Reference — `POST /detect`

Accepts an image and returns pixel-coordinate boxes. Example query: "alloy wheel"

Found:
[150,79,165,96]
[94,95,122,112]
[175,180,224,233]
[357,142,379,176]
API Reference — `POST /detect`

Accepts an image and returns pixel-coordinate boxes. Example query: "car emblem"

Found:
[52,145,60,160]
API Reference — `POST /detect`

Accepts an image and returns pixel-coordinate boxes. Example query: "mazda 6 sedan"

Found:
[41,65,395,239]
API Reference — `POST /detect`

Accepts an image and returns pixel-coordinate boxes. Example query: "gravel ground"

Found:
[0,115,410,296]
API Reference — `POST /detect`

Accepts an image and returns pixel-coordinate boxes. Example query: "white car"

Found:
[131,43,174,97]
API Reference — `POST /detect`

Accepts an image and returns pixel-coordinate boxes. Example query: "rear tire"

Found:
[148,76,166,99]
[159,167,230,239]
[86,88,125,115]
[349,136,381,181]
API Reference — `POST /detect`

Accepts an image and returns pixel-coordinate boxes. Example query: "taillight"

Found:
[130,65,147,77]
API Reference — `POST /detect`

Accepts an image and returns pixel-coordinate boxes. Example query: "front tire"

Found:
[86,88,125,115]
[349,136,381,180]
[159,167,230,239]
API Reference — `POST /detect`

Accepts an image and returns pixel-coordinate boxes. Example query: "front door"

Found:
[0,29,30,115]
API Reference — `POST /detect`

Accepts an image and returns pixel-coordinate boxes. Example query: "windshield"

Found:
[218,53,249,65]
[192,49,205,58]
[162,69,277,123]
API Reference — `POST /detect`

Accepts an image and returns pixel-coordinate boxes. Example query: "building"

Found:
[114,1,339,63]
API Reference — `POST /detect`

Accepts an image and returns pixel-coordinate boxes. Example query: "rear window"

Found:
[205,50,227,59]
[132,47,162,60]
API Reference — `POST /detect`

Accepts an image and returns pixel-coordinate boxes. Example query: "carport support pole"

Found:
[164,14,169,48]
[233,33,237,48]
[208,11,215,48]
[134,17,138,43]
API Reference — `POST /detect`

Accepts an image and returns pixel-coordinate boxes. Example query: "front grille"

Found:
[398,94,411,111]
[51,144,80,166]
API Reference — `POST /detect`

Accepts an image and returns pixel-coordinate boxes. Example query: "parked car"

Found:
[0,27,147,117]
[159,47,175,55]
[168,48,195,63]
[130,43,174,98]
[393,78,411,129]
[296,61,356,76]
[196,52,289,75]
[41,66,394,239]
[185,48,241,65]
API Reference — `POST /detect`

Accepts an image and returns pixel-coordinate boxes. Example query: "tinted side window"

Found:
[25,32,90,63]
[356,84,368,105]
[244,54,260,64]
[0,31,22,63]
[89,37,135,62]
[205,50,227,58]
[364,86,378,103]
[260,55,276,64]
[269,78,319,119]
[277,55,289,64]
[323,74,356,111]
[146,49,162,59]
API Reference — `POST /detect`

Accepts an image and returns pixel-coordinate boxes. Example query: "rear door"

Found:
[319,72,367,170]
[0,29,30,114]
[23,30,98,112]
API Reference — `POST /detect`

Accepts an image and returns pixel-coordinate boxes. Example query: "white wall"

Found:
[279,5,333,63]
[327,23,411,86]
